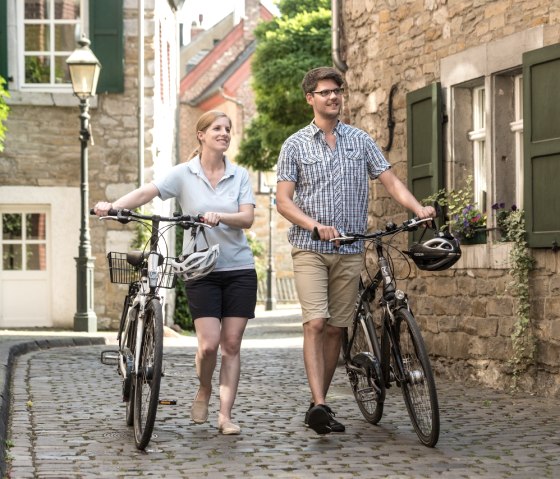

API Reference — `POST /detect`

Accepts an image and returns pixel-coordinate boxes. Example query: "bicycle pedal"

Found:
[100,350,119,365]
[158,399,177,405]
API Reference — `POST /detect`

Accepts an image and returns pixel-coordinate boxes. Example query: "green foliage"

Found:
[424,176,486,239]
[491,202,518,241]
[237,0,332,171]
[25,57,50,84]
[246,231,266,279]
[0,76,10,152]
[130,219,151,250]
[501,209,536,387]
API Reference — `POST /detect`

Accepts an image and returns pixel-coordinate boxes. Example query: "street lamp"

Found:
[261,168,277,311]
[66,37,101,332]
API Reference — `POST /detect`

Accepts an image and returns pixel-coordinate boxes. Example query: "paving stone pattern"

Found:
[6,339,560,478]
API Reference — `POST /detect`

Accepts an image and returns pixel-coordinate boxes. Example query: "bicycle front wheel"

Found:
[123,307,137,427]
[133,299,163,450]
[344,296,385,425]
[392,308,439,447]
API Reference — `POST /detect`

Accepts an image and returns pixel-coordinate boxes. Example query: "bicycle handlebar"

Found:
[89,207,210,228]
[311,216,434,244]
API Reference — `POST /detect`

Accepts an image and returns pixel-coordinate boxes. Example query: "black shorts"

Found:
[184,269,258,320]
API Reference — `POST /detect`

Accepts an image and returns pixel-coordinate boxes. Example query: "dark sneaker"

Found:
[307,404,332,435]
[305,403,345,433]
[304,403,314,427]
[328,414,346,433]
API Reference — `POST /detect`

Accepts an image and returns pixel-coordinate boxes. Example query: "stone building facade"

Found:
[0,0,181,329]
[338,0,560,396]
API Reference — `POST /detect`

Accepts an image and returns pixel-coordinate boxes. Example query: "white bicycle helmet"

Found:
[171,227,220,282]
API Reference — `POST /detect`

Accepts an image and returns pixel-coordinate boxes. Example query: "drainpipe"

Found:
[138,0,145,188]
[331,0,348,72]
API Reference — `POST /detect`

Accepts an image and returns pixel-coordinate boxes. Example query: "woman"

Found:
[94,111,257,435]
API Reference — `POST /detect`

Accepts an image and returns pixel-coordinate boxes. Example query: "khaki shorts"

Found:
[291,247,363,327]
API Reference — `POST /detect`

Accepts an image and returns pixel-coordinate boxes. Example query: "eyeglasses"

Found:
[311,88,345,97]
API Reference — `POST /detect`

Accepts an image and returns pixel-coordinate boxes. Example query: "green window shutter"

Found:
[89,0,124,93]
[523,43,560,248]
[406,82,444,242]
[0,0,8,83]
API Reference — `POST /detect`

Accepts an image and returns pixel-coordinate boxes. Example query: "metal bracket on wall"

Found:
[382,84,398,152]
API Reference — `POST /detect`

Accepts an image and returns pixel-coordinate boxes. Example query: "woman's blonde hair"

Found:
[188,110,232,160]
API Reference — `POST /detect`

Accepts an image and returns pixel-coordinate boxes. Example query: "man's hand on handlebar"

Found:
[415,205,436,220]
[311,224,342,248]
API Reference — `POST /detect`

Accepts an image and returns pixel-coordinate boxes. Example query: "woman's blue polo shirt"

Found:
[153,156,256,271]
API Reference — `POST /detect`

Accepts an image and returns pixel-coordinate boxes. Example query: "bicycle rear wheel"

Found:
[133,299,163,450]
[344,295,385,424]
[392,308,439,447]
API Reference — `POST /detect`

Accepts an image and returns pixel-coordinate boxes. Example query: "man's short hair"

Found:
[301,67,344,95]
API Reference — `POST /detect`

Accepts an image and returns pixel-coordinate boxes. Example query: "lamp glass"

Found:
[68,63,100,99]
[66,40,101,99]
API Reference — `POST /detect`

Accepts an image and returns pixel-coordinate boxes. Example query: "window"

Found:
[22,0,81,87]
[2,0,124,96]
[411,33,560,249]
[1,211,47,271]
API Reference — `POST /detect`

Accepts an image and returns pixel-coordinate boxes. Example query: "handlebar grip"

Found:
[108,208,120,216]
[89,208,96,215]
[311,227,320,241]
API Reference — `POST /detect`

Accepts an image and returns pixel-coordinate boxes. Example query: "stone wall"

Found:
[341,0,560,396]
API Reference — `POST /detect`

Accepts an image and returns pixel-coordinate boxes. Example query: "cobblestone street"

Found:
[5,311,560,478]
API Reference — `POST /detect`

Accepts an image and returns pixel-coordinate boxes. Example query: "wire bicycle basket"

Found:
[107,252,177,289]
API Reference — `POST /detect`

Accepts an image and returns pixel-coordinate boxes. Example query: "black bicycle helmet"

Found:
[405,233,462,271]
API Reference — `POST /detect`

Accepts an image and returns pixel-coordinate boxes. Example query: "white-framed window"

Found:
[468,86,487,210]
[9,0,87,92]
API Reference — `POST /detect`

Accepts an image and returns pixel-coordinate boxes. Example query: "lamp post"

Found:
[66,37,101,332]
[262,169,277,311]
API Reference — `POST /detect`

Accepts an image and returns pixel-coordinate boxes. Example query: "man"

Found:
[276,66,434,435]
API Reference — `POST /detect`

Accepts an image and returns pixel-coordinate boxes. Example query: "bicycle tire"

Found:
[124,307,137,427]
[133,299,163,450]
[344,296,385,424]
[392,308,440,447]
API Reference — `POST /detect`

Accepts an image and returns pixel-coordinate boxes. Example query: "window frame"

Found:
[440,28,544,243]
[510,74,524,209]
[1,207,48,273]
[8,0,88,95]
[468,85,487,210]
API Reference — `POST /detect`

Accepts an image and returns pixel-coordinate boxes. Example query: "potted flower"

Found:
[450,203,487,243]
[424,175,487,244]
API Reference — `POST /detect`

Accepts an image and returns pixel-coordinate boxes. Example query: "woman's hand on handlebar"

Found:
[92,201,113,217]
[201,211,221,227]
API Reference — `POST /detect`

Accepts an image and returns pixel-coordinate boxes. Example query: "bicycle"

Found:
[312,216,461,447]
[96,208,211,450]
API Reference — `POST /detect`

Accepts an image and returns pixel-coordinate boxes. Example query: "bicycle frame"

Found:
[332,215,442,446]
[98,208,209,449]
